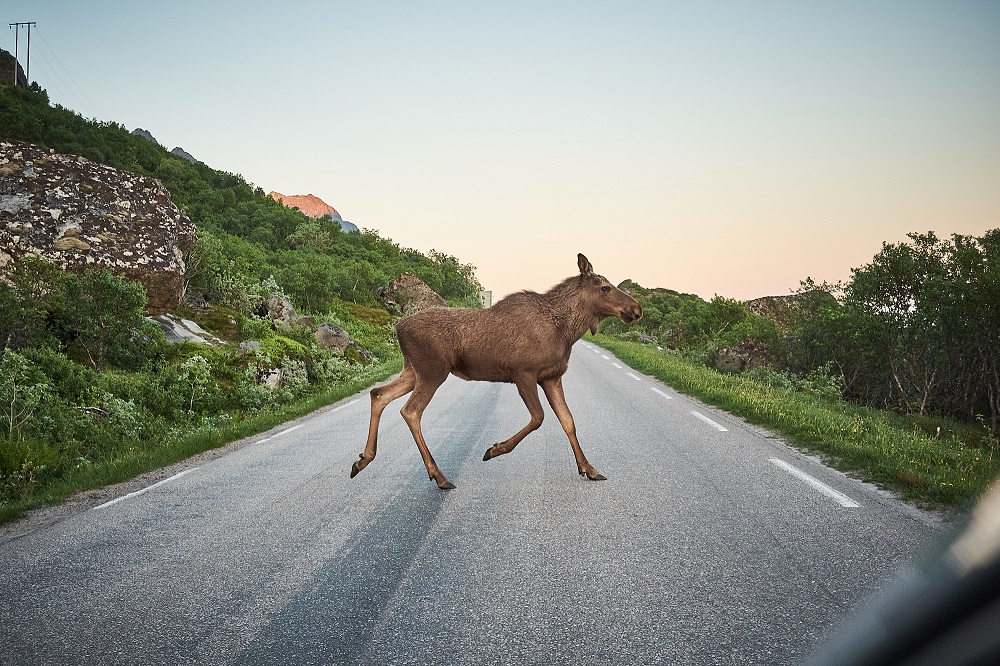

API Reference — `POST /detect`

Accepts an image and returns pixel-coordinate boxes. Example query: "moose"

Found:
[351,254,642,489]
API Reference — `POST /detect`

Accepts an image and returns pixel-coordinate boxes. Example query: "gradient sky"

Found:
[6,1,999,300]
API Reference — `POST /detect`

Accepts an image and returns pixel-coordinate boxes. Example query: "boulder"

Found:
[711,339,773,373]
[147,314,224,346]
[0,141,197,315]
[382,272,447,315]
[314,323,351,354]
[259,296,314,330]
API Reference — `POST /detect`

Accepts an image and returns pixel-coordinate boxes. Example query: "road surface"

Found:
[0,341,944,665]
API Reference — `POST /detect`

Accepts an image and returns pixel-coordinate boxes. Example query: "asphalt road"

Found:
[1,341,945,665]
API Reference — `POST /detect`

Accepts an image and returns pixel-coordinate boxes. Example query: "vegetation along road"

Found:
[0,342,942,665]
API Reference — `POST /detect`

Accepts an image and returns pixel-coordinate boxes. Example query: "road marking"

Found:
[626,373,642,381]
[92,468,200,511]
[601,354,610,360]
[611,363,622,369]
[329,398,361,413]
[690,411,728,431]
[274,423,304,438]
[770,458,860,508]
[592,348,602,354]
[651,387,673,400]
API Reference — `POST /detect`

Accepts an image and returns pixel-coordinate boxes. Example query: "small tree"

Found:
[179,355,212,413]
[0,349,51,439]
[55,269,155,371]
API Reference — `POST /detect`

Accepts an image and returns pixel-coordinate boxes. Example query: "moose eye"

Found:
[601,285,611,293]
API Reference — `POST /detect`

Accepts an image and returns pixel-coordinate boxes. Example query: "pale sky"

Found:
[6,1,999,300]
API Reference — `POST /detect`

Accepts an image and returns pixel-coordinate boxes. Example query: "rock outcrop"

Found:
[170,147,199,164]
[314,323,351,353]
[381,273,447,315]
[268,191,359,233]
[130,128,160,145]
[710,340,772,373]
[0,48,27,86]
[148,314,224,346]
[258,296,315,329]
[0,140,197,314]
[130,128,199,164]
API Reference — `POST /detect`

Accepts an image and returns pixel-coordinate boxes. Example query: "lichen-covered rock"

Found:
[314,323,351,354]
[0,140,197,314]
[381,272,447,315]
[259,296,315,330]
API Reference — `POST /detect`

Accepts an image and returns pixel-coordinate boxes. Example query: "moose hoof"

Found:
[580,470,607,481]
[482,446,496,462]
[437,479,457,490]
[350,455,368,479]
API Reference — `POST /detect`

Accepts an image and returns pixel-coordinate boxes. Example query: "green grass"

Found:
[0,357,402,525]
[591,335,999,510]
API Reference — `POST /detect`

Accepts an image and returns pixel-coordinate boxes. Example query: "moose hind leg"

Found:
[541,377,605,481]
[400,374,455,490]
[351,367,416,479]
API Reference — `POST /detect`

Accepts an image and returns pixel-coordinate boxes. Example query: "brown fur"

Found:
[351,253,642,489]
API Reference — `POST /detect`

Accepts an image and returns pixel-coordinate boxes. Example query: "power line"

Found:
[33,27,102,119]
[8,21,35,86]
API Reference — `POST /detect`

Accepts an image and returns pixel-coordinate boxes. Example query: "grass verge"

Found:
[0,357,402,525]
[591,334,999,510]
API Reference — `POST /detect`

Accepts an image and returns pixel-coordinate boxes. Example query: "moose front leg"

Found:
[540,376,606,481]
[352,366,416,479]
[482,375,545,462]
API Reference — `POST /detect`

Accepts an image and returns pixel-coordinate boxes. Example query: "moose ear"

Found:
[577,253,594,275]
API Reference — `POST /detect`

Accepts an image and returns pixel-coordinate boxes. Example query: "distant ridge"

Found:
[130,128,200,164]
[131,128,160,145]
[269,192,359,232]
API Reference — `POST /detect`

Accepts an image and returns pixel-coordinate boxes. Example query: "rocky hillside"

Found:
[268,191,359,232]
[0,48,27,87]
[0,140,196,314]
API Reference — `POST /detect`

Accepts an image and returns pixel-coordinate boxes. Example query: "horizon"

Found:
[4,1,998,301]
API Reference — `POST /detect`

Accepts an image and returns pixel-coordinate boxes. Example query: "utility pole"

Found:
[8,21,36,87]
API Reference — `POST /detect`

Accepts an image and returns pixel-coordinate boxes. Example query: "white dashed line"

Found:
[770,458,860,508]
[92,468,200,510]
[626,373,642,381]
[611,363,622,369]
[328,398,361,413]
[601,355,610,360]
[274,424,304,438]
[651,387,673,400]
[690,411,728,431]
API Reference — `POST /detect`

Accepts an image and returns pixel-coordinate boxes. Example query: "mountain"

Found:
[130,128,199,164]
[170,146,199,164]
[131,128,160,145]
[268,191,359,232]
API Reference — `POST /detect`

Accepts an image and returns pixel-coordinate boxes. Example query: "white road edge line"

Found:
[601,355,610,360]
[592,348,602,354]
[329,398,361,413]
[273,423,304,438]
[690,411,728,431]
[651,387,673,400]
[92,468,200,511]
[626,373,642,381]
[770,458,861,508]
[611,362,622,369]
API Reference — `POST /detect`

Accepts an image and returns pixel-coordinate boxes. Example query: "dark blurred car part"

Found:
[807,480,1000,666]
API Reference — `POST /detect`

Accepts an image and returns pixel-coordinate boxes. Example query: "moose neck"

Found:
[545,277,604,344]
